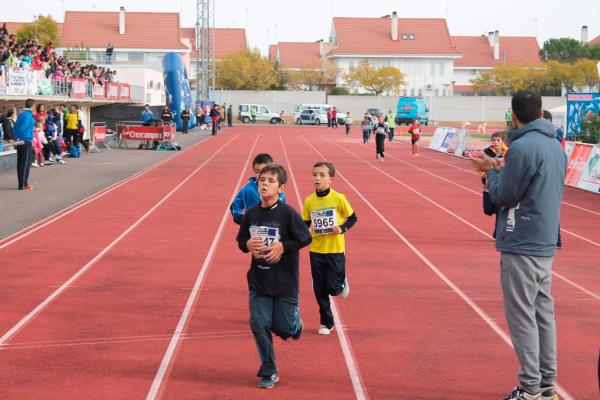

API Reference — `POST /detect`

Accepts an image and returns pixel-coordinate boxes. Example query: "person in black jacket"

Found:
[180,106,191,133]
[236,164,311,390]
[2,109,15,142]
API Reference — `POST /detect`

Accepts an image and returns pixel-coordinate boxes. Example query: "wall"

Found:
[209,90,326,116]
[113,67,165,106]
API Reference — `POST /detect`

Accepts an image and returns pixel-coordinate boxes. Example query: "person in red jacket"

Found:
[331,107,338,128]
[326,108,332,128]
[408,119,421,158]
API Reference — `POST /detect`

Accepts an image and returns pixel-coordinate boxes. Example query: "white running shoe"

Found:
[317,325,333,335]
[58,159,67,164]
[340,279,350,299]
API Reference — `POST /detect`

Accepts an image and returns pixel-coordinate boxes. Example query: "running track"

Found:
[0,125,598,399]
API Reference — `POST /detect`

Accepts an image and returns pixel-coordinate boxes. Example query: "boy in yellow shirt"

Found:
[302,161,357,335]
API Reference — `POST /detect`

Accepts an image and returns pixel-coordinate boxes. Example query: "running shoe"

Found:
[502,387,541,400]
[20,185,34,191]
[257,373,279,389]
[540,386,559,400]
[340,279,350,299]
[317,325,333,335]
[58,159,67,164]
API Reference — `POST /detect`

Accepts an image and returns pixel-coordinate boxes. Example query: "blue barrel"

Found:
[163,52,196,131]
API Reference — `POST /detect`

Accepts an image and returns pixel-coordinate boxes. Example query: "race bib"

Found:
[311,209,337,235]
[376,126,386,135]
[249,225,280,263]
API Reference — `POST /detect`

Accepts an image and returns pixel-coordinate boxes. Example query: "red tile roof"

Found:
[180,28,247,59]
[60,11,187,50]
[590,35,600,45]
[330,17,460,56]
[269,42,321,68]
[451,36,542,67]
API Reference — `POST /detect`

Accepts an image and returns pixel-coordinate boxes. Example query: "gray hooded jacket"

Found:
[486,118,567,257]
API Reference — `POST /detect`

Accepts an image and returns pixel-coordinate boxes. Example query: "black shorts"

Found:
[411,137,420,144]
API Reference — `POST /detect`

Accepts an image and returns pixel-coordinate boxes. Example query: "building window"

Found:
[410,89,415,96]
[417,89,422,96]
[431,63,436,77]
[409,34,415,40]
[439,62,445,76]
[402,34,408,40]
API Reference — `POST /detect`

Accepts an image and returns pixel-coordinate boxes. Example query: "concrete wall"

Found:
[0,150,17,173]
[205,91,566,123]
[209,90,326,116]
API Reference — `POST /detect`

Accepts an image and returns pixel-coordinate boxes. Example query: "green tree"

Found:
[344,60,406,95]
[215,49,278,90]
[586,44,600,61]
[17,15,60,46]
[284,60,340,91]
[540,38,587,63]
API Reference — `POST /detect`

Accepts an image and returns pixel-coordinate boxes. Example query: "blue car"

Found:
[396,97,429,125]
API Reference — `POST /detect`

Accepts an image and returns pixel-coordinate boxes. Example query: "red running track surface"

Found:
[0,125,598,399]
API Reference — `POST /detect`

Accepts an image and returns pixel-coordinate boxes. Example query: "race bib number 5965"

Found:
[311,209,337,235]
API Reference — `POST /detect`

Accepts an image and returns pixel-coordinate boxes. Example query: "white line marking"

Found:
[389,141,600,217]
[146,135,260,400]
[302,135,575,400]
[0,136,214,249]
[335,139,600,300]
[0,134,240,347]
[278,133,367,400]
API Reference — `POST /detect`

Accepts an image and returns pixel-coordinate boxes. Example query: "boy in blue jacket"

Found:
[230,153,286,224]
[14,98,35,190]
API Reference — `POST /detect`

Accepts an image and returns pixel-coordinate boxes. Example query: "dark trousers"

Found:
[227,117,232,127]
[181,119,189,133]
[388,128,395,142]
[310,252,346,329]
[327,118,331,128]
[16,140,33,189]
[64,128,79,149]
[332,118,338,128]
[211,120,218,135]
[375,133,386,158]
[345,125,351,135]
[249,289,300,378]
[42,140,59,160]
[363,129,370,143]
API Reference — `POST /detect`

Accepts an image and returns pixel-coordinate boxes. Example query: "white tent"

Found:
[548,104,566,129]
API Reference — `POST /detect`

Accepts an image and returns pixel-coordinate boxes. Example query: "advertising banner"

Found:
[429,127,448,150]
[7,68,27,95]
[576,144,600,193]
[118,125,163,141]
[439,129,456,153]
[92,83,105,99]
[71,78,87,98]
[565,143,593,186]
[0,66,6,94]
[107,82,119,99]
[566,93,600,139]
[93,125,107,142]
[162,125,175,141]
[118,83,130,100]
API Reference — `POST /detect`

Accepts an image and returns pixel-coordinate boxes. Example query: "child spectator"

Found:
[408,119,421,157]
[32,120,45,167]
[481,131,508,238]
[372,115,389,162]
[302,161,357,335]
[236,164,312,389]
[344,112,352,136]
[230,153,286,224]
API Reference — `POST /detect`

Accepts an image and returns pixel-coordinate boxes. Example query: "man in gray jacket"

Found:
[472,90,566,400]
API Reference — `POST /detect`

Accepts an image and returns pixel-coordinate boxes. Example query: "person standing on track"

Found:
[230,153,286,225]
[361,113,371,143]
[344,112,352,136]
[480,131,508,239]
[236,164,312,389]
[331,107,338,128]
[180,105,191,134]
[14,98,35,190]
[386,110,396,142]
[471,90,566,400]
[227,104,233,127]
[302,161,357,335]
[372,114,389,162]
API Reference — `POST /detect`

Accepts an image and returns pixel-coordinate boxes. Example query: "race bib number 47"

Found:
[311,209,337,235]
[249,226,280,246]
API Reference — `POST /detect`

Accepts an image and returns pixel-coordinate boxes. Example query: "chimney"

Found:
[318,39,323,57]
[119,6,125,35]
[487,31,495,47]
[493,30,500,60]
[581,25,588,44]
[391,11,398,41]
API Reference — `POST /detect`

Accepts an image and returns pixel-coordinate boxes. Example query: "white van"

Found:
[238,104,282,124]
[293,104,347,125]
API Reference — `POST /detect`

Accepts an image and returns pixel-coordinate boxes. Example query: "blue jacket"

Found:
[13,108,35,141]
[487,119,566,257]
[141,110,154,123]
[230,177,287,224]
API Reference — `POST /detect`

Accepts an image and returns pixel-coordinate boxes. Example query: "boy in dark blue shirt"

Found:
[237,164,312,389]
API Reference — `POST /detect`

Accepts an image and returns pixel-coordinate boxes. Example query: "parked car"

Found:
[366,108,383,117]
[396,97,429,125]
[293,103,347,125]
[295,109,327,125]
[238,104,282,124]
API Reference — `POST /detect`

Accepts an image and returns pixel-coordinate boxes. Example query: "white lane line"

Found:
[389,141,600,217]
[146,135,260,400]
[0,136,214,249]
[0,134,240,347]
[334,139,600,301]
[278,133,367,400]
[301,135,576,400]
[383,148,600,247]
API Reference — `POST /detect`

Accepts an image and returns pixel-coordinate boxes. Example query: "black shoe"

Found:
[257,373,279,389]
[540,386,559,400]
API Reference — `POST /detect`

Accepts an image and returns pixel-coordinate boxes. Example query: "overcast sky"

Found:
[2,0,599,55]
